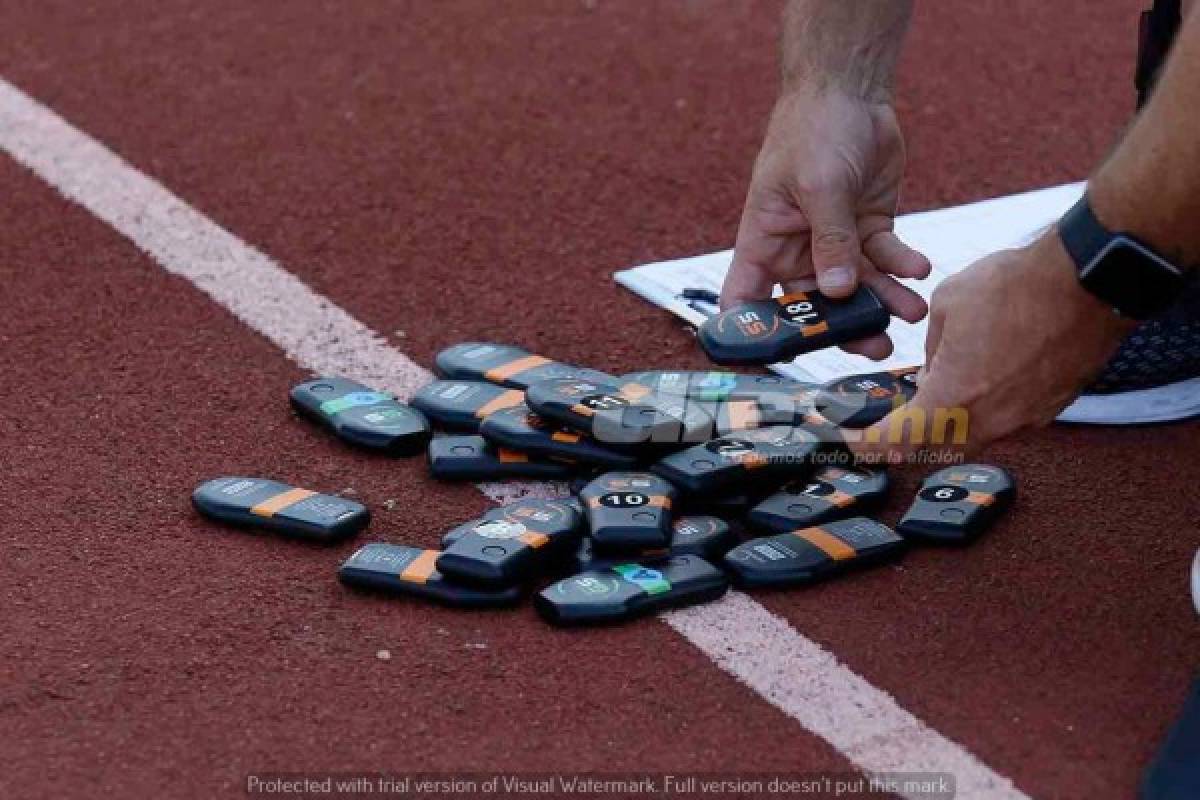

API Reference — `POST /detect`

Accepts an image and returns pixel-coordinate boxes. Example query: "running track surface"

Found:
[0,1,1197,798]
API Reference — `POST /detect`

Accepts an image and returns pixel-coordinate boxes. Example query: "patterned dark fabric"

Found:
[1088,284,1200,393]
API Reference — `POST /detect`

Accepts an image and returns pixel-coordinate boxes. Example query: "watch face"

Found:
[1080,236,1185,320]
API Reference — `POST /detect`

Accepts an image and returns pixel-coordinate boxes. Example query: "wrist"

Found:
[1087,174,1164,261]
[1028,232,1137,338]
[780,75,895,106]
[772,84,892,125]
[1089,161,1196,273]
[779,0,911,105]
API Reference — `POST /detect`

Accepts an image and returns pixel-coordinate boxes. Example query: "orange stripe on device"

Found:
[485,355,550,383]
[646,495,672,509]
[801,321,830,337]
[498,449,529,463]
[740,453,770,470]
[795,527,856,561]
[828,490,854,508]
[551,430,582,444]
[776,292,809,305]
[250,488,315,517]
[966,491,995,506]
[518,532,549,548]
[400,549,439,583]
[474,389,524,418]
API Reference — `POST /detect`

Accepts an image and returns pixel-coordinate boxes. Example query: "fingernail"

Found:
[820,267,855,292]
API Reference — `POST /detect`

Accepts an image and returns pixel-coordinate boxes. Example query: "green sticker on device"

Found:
[613,563,672,595]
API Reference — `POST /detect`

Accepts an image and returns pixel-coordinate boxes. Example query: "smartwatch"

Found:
[1057,194,1189,320]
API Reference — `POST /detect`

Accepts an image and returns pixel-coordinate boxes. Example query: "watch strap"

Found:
[1058,195,1111,273]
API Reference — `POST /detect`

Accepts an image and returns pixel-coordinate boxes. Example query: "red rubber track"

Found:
[0,158,848,798]
[0,1,1196,798]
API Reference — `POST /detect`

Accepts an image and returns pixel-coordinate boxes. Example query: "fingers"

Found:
[847,291,955,462]
[721,196,806,310]
[839,334,894,360]
[780,276,818,294]
[830,240,925,361]
[723,182,927,312]
[720,260,774,310]
[859,269,928,324]
[863,231,932,280]
[804,188,863,299]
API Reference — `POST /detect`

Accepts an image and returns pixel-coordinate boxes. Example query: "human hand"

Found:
[720,88,931,360]
[849,232,1134,461]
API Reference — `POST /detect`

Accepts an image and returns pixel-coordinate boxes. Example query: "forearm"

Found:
[781,0,913,102]
[1089,4,1200,270]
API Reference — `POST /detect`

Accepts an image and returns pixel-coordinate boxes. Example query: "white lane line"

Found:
[663,594,1025,798]
[0,76,1029,800]
[0,77,556,509]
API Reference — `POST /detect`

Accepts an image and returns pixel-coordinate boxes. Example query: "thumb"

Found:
[804,188,862,299]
